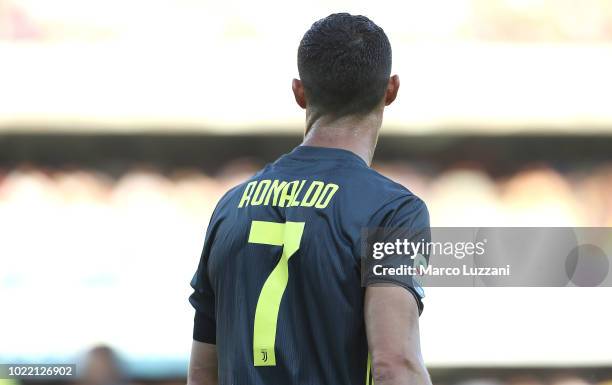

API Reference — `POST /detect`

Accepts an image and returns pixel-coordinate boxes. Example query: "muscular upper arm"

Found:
[188,340,218,385]
[365,286,431,385]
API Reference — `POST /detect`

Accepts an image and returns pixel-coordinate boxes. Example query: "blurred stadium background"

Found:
[1,0,612,384]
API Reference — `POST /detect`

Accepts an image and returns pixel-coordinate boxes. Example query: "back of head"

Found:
[297,13,392,117]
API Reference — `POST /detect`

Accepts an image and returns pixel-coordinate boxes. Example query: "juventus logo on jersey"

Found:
[261,349,268,362]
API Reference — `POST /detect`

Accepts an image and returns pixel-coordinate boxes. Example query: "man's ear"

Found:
[292,78,307,109]
[384,74,400,106]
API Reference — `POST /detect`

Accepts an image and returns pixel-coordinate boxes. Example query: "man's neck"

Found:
[301,110,382,166]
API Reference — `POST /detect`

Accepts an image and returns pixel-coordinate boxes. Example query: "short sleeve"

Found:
[189,226,218,344]
[363,196,431,314]
[189,184,243,343]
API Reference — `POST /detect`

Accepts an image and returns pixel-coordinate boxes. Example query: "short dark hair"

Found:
[297,13,392,117]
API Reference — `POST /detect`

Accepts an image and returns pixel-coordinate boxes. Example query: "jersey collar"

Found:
[286,145,368,166]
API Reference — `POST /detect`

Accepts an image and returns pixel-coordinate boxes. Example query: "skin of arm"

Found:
[365,286,432,385]
[187,340,218,385]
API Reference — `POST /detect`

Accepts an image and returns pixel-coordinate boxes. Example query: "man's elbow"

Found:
[372,353,430,385]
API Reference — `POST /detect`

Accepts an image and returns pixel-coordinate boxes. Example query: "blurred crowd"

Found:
[0,161,611,227]
[3,345,612,385]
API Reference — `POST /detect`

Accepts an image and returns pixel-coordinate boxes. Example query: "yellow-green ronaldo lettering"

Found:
[237,179,339,209]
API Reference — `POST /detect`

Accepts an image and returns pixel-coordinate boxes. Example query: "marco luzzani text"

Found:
[372,239,511,277]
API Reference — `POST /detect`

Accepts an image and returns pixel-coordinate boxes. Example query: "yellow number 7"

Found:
[248,220,305,366]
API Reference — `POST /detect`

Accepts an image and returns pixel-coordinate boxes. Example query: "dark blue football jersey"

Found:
[190,145,430,385]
